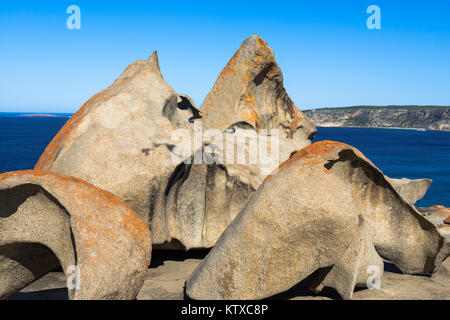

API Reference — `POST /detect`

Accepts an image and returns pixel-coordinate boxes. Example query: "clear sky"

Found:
[1,0,449,113]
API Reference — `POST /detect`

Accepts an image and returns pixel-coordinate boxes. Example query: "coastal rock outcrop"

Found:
[35,35,316,250]
[200,35,316,146]
[162,35,316,248]
[185,141,449,300]
[419,205,450,239]
[387,177,432,205]
[0,170,151,300]
[34,52,199,247]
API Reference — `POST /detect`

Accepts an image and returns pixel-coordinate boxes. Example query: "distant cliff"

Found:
[18,114,69,118]
[304,106,450,131]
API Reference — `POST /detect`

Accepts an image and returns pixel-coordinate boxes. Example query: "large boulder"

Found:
[163,35,316,249]
[199,35,316,164]
[0,170,151,299]
[34,52,199,247]
[185,141,449,300]
[387,177,432,205]
[35,36,315,250]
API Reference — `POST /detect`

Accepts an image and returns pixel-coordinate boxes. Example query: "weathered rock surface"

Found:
[387,177,432,205]
[345,271,450,300]
[10,258,449,300]
[33,38,315,250]
[34,52,199,248]
[0,170,151,300]
[308,216,384,299]
[432,257,450,282]
[200,35,316,160]
[419,205,450,239]
[420,205,450,220]
[162,35,316,249]
[185,141,449,300]
[162,154,258,249]
[33,35,315,250]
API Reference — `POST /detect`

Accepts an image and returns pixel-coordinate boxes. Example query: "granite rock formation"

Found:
[387,177,432,205]
[0,170,151,300]
[185,141,449,300]
[34,52,200,248]
[162,35,316,249]
[35,35,316,250]
[419,205,450,239]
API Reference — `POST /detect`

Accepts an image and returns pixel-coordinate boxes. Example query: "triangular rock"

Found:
[161,35,317,248]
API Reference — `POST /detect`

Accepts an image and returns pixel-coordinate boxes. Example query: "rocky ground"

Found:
[419,205,450,238]
[9,250,450,300]
[8,205,450,301]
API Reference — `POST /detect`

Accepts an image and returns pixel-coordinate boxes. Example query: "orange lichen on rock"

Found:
[34,91,106,170]
[265,141,354,181]
[240,109,260,125]
[199,34,314,140]
[0,169,151,300]
[186,138,448,300]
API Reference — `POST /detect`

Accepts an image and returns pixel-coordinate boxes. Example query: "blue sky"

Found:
[1,0,449,112]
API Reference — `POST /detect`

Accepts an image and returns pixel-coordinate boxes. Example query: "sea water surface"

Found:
[0,113,448,207]
[0,113,70,173]
[314,127,450,207]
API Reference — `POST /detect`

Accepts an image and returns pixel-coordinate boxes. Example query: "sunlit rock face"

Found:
[34,52,200,247]
[35,36,316,250]
[387,177,432,205]
[200,35,316,161]
[162,35,317,249]
[0,170,151,300]
[185,141,448,300]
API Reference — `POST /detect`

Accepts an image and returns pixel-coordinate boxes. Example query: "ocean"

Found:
[0,113,70,173]
[0,113,448,207]
[314,127,450,207]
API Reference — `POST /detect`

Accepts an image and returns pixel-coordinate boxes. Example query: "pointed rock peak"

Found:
[239,34,274,61]
[212,34,275,85]
[200,35,315,147]
[113,50,162,84]
[147,50,161,74]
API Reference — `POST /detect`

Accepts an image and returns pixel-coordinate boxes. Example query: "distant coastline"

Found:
[0,112,72,118]
[18,114,70,118]
[304,105,450,131]
[315,125,433,132]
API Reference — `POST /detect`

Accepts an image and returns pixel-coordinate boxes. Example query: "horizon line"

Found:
[1,104,449,114]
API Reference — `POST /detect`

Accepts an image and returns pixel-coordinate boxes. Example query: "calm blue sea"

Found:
[314,127,450,207]
[0,112,70,173]
[0,113,448,207]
